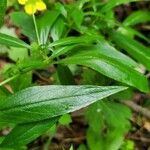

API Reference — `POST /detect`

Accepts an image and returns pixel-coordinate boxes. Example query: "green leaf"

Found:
[111,31,150,70]
[86,100,131,150]
[59,114,72,125]
[97,41,137,68]
[78,144,87,150]
[8,47,28,62]
[51,17,66,41]
[48,35,97,48]
[51,37,137,69]
[100,101,131,150]
[59,47,149,92]
[81,69,109,86]
[123,10,150,26]
[69,145,74,150]
[70,7,84,28]
[0,85,127,123]
[55,2,67,18]
[118,27,150,43]
[17,60,47,72]
[51,45,76,58]
[0,87,11,100]
[37,10,60,44]
[10,12,36,41]
[0,117,59,148]
[0,0,7,27]
[10,72,32,92]
[0,32,30,49]
[57,65,76,85]
[101,0,139,12]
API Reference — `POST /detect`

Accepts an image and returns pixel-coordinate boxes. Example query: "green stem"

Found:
[0,75,19,86]
[0,59,54,87]
[32,14,40,45]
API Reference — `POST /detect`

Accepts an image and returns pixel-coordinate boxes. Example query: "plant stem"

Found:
[32,14,40,45]
[0,75,19,86]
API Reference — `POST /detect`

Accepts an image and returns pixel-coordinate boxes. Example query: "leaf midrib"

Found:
[0,88,119,112]
[0,34,30,48]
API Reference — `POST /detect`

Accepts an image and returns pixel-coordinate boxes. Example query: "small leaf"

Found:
[10,12,36,41]
[101,0,139,12]
[71,7,84,28]
[59,114,72,125]
[37,10,60,44]
[0,85,127,123]
[123,10,150,26]
[57,65,76,85]
[86,100,131,150]
[0,32,30,49]
[51,45,76,58]
[0,117,59,148]
[51,17,66,41]
[118,27,150,43]
[48,35,97,48]
[111,31,150,70]
[97,41,137,68]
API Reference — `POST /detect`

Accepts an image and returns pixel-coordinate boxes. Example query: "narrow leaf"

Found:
[0,85,127,123]
[101,0,139,12]
[48,35,97,48]
[0,117,59,148]
[0,32,31,48]
[57,65,76,85]
[37,10,60,44]
[123,10,150,26]
[59,49,149,92]
[97,41,137,68]
[111,31,150,70]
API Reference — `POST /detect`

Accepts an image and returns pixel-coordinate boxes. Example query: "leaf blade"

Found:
[123,10,150,26]
[0,32,31,48]
[0,85,127,123]
[59,49,149,92]
[0,117,59,148]
[111,31,150,70]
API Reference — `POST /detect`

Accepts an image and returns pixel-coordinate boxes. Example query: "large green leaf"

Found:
[0,117,59,148]
[111,31,150,70]
[0,85,127,124]
[58,47,149,92]
[123,10,150,26]
[51,41,137,68]
[0,0,6,27]
[0,32,31,48]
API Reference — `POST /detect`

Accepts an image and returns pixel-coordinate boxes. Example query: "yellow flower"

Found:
[24,3,36,15]
[18,0,28,5]
[18,0,47,15]
[36,1,47,11]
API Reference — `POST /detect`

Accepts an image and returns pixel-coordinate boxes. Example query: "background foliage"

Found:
[0,0,150,149]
